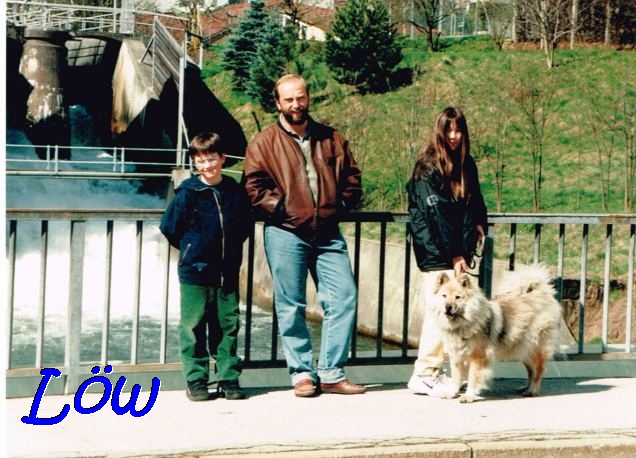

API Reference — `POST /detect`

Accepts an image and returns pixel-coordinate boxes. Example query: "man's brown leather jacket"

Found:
[243,118,362,242]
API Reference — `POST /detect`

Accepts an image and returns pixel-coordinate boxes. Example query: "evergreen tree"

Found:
[246,23,299,112]
[325,0,402,94]
[222,0,277,91]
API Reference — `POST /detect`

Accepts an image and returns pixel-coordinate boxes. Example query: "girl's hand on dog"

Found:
[452,256,469,277]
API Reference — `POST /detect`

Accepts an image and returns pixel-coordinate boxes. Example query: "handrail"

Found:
[5,210,635,396]
[6,143,245,179]
[6,0,186,36]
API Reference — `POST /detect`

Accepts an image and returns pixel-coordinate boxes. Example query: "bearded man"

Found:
[243,74,365,398]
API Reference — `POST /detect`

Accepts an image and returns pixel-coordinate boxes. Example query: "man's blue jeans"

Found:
[264,225,357,385]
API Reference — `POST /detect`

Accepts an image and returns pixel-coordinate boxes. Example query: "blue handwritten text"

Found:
[21,366,161,425]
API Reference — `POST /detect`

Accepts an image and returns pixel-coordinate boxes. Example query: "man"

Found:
[243,74,365,397]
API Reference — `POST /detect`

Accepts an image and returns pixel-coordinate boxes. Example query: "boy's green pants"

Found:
[179,283,242,383]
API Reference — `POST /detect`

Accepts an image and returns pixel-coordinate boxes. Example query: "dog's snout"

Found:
[445,304,453,314]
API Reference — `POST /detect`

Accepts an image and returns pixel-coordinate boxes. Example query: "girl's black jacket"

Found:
[406,156,488,272]
[160,175,252,290]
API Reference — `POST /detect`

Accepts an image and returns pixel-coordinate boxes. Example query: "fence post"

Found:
[481,232,494,299]
[626,224,635,353]
[7,221,17,369]
[65,220,85,394]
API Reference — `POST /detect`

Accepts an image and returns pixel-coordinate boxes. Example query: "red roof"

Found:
[202,0,340,38]
[136,1,341,43]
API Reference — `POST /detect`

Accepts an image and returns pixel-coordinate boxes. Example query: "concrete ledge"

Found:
[7,359,636,397]
[167,434,636,458]
[469,436,636,458]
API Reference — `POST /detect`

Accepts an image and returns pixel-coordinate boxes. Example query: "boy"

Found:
[160,132,251,401]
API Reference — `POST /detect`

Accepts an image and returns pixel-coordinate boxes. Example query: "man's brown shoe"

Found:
[294,379,317,397]
[320,379,366,395]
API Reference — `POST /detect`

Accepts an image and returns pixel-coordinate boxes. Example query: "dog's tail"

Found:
[496,263,565,358]
[495,263,556,297]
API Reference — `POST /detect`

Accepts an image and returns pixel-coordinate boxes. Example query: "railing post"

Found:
[101,220,114,366]
[578,224,589,354]
[351,221,362,358]
[376,222,387,357]
[112,146,118,172]
[36,221,49,368]
[130,221,143,365]
[120,148,126,174]
[243,223,256,363]
[65,219,86,394]
[481,231,494,299]
[626,224,635,353]
[534,223,542,263]
[508,223,516,270]
[160,239,172,364]
[6,221,17,370]
[402,224,412,357]
[556,224,566,303]
[602,224,613,352]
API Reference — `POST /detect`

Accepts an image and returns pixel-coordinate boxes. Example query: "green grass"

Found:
[203,37,635,216]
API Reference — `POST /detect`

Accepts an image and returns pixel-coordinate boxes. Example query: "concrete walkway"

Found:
[6,373,636,457]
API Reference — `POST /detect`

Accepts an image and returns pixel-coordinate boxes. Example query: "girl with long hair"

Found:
[406,106,488,396]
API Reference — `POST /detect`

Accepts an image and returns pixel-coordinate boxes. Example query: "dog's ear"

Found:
[457,273,473,289]
[434,272,450,293]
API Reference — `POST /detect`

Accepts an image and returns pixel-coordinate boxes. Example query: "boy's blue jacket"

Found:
[159,175,252,290]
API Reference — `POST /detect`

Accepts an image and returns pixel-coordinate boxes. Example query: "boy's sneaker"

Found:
[407,370,454,397]
[186,379,212,402]
[218,380,246,400]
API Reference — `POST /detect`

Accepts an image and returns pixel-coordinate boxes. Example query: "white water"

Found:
[6,122,180,327]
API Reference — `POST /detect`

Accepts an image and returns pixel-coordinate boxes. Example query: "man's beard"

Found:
[283,109,308,126]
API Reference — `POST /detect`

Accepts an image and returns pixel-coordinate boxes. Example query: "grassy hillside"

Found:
[203,36,635,215]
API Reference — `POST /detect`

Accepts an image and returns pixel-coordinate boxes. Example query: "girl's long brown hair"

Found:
[412,106,470,201]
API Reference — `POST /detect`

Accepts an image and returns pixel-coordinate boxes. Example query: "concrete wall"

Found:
[110,39,156,135]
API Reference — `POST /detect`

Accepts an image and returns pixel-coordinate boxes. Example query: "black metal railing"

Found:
[5,210,635,395]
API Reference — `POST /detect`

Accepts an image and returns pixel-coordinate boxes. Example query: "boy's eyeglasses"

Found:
[194,157,220,166]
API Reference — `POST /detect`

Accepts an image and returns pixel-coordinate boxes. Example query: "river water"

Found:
[10,306,392,369]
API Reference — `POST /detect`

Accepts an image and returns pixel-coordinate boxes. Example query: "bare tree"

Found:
[451,60,514,212]
[275,0,315,32]
[484,80,513,212]
[180,0,203,55]
[410,0,457,51]
[383,0,418,38]
[177,0,222,55]
[584,88,617,211]
[512,67,564,211]
[586,63,636,212]
[569,0,579,48]
[604,0,612,47]
[617,67,636,212]
[519,0,573,68]
[480,0,515,50]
